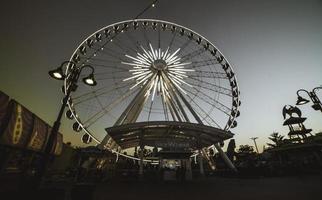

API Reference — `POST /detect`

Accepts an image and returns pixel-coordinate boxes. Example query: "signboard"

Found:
[155,140,191,149]
[27,116,48,151]
[0,91,9,132]
[0,100,34,148]
[0,96,63,155]
[54,132,63,155]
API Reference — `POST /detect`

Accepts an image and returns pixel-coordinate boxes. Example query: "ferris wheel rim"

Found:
[62,19,241,160]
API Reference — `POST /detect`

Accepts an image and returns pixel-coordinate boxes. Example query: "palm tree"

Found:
[267,132,284,148]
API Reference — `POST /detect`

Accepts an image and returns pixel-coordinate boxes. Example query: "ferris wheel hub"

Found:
[152,59,167,71]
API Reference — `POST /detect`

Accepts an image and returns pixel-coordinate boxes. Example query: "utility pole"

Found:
[250,137,259,153]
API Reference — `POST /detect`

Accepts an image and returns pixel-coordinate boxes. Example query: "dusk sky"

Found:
[1,0,321,151]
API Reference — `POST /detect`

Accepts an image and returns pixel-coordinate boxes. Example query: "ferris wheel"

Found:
[63,19,241,160]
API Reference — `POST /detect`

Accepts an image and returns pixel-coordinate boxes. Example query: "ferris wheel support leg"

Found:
[214,143,237,172]
[97,134,110,149]
[201,148,216,170]
[198,149,205,177]
[98,82,151,151]
[139,145,144,178]
[185,158,192,180]
[164,73,236,172]
[168,98,183,122]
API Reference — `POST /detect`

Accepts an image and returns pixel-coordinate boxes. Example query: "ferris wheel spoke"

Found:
[94,48,126,62]
[142,27,152,47]
[93,44,127,61]
[161,95,169,121]
[191,86,230,113]
[187,76,231,95]
[185,94,221,128]
[189,73,228,79]
[189,65,219,71]
[190,59,218,65]
[190,62,221,69]
[80,36,119,66]
[158,26,161,49]
[165,99,176,121]
[192,69,224,74]
[124,30,142,52]
[95,68,128,74]
[186,88,230,116]
[86,61,128,70]
[203,115,221,128]
[109,37,137,56]
[195,107,219,128]
[180,47,207,63]
[188,81,232,97]
[168,31,177,52]
[177,38,192,54]
[96,76,130,81]
[147,98,154,121]
[94,70,128,76]
[73,85,117,100]
[171,99,185,122]
[73,82,133,105]
[86,57,122,64]
[114,37,139,55]
[167,83,191,122]
[84,87,140,127]
[87,63,129,71]
[190,73,227,80]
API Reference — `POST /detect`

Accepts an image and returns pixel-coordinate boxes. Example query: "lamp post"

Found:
[250,137,259,153]
[36,61,96,185]
[296,87,322,112]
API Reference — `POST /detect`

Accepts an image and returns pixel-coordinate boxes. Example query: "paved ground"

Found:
[93,176,322,200]
[2,175,322,200]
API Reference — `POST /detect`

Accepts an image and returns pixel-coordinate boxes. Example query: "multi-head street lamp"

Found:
[49,61,97,86]
[36,61,97,183]
[296,87,322,112]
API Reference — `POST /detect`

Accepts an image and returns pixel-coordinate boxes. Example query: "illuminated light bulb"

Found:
[53,72,63,79]
[82,73,97,86]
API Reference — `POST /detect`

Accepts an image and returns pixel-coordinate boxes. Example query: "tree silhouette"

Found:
[236,145,256,168]
[237,145,254,154]
[267,132,284,148]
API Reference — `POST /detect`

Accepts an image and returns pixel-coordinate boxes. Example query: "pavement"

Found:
[93,175,322,200]
[2,175,322,200]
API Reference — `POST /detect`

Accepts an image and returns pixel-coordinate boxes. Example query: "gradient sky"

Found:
[1,0,321,151]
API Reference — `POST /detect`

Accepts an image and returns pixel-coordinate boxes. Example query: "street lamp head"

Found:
[296,95,310,105]
[49,67,65,80]
[49,61,76,80]
[83,73,97,86]
[312,103,322,111]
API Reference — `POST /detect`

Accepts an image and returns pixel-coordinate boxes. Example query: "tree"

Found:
[236,145,256,168]
[267,132,284,148]
[237,145,254,154]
